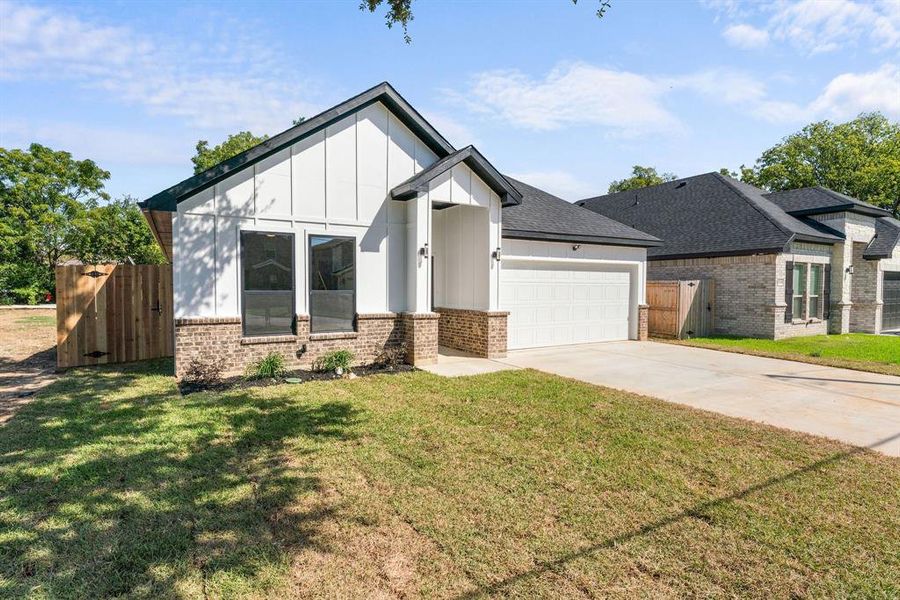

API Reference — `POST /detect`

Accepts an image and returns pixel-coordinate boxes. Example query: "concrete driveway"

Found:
[497,341,900,457]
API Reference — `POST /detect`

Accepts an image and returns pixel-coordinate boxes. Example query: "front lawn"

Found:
[671,333,900,376]
[1,361,897,598]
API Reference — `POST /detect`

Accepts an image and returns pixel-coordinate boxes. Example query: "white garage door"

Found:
[501,261,631,349]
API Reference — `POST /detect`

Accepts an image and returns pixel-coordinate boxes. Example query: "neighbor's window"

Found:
[809,264,823,319]
[792,263,806,319]
[309,235,356,333]
[241,231,294,337]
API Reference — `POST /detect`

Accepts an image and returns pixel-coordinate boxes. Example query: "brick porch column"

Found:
[401,312,439,366]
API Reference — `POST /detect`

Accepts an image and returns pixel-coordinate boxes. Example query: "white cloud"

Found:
[458,62,681,135]
[0,1,322,134]
[808,64,900,120]
[707,0,900,54]
[420,111,479,147]
[722,23,769,49]
[0,119,191,167]
[506,170,595,200]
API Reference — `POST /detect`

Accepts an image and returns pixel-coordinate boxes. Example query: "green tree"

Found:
[360,0,610,42]
[0,144,110,300]
[742,112,900,216]
[608,165,678,193]
[192,131,268,174]
[70,197,165,265]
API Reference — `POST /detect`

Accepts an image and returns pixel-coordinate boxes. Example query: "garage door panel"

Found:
[501,260,632,349]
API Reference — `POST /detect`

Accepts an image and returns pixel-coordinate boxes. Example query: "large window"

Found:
[309,235,356,333]
[792,263,806,319]
[809,264,822,319]
[241,231,294,337]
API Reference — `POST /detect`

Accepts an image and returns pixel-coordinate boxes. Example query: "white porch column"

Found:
[406,192,432,312]
[488,194,502,310]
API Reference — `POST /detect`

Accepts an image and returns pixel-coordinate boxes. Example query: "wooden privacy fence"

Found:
[647,279,715,339]
[56,264,173,369]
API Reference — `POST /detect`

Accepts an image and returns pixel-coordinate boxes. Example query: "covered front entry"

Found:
[501,261,631,349]
[883,271,900,331]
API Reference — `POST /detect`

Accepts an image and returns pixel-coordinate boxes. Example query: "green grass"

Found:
[14,315,56,327]
[1,361,898,598]
[672,333,900,376]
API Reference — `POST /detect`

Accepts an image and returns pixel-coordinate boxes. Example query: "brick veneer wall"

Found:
[174,312,409,378]
[638,304,649,341]
[435,308,508,358]
[649,254,779,338]
[850,242,883,333]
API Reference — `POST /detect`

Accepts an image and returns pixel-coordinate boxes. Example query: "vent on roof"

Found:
[675,182,687,189]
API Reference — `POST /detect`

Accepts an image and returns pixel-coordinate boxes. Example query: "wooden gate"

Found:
[647,279,715,339]
[56,264,173,369]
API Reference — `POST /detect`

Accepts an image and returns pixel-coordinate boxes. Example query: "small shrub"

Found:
[317,349,354,373]
[246,352,286,380]
[182,358,223,387]
[375,343,407,368]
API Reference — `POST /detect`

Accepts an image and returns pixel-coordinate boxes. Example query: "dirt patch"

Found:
[0,307,57,423]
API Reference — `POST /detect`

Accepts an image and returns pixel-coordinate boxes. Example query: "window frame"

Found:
[792,263,806,321]
[239,229,296,338]
[808,264,823,320]
[307,233,357,334]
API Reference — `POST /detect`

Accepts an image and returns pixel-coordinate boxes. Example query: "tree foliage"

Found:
[360,0,609,43]
[0,144,163,303]
[70,197,165,265]
[608,165,678,193]
[741,112,900,216]
[192,131,268,174]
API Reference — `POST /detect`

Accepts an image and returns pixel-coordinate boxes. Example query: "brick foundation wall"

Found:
[401,312,439,366]
[174,313,406,379]
[435,308,508,358]
[638,304,649,341]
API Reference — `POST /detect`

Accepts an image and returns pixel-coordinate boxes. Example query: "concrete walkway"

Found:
[421,347,518,377]
[496,341,900,457]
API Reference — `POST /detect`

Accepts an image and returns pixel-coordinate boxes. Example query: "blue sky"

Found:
[1,0,898,201]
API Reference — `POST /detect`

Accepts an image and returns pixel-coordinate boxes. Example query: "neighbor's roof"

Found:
[141,82,455,212]
[391,145,522,206]
[864,217,900,260]
[576,172,841,260]
[502,177,661,248]
[765,186,890,218]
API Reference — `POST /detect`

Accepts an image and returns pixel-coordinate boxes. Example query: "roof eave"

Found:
[502,229,662,248]
[785,204,891,219]
[649,247,785,261]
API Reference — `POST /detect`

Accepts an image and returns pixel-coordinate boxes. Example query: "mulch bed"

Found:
[179,362,416,395]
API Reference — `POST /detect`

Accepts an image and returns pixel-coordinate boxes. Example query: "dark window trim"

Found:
[308,233,357,334]
[239,230,296,338]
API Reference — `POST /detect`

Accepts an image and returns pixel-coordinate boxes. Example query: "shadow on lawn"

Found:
[0,358,360,598]
[456,430,900,599]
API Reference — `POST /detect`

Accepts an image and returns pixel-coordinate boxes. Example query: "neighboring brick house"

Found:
[765,187,900,334]
[577,173,853,339]
[140,82,659,378]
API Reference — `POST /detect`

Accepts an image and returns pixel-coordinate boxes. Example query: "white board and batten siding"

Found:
[429,164,503,312]
[173,102,442,319]
[500,239,648,349]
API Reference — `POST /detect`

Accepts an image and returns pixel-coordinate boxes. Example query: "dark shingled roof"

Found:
[864,217,900,260]
[391,145,522,206]
[765,186,891,218]
[577,172,841,260]
[502,177,661,247]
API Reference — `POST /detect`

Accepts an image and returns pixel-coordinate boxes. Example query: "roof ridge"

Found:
[710,172,794,242]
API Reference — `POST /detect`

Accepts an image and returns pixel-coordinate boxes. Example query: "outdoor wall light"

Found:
[572,244,581,251]
[492,247,502,261]
[419,243,429,258]
[846,265,854,275]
